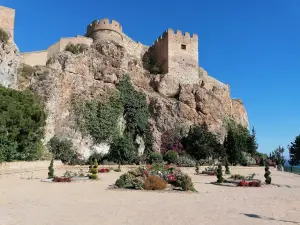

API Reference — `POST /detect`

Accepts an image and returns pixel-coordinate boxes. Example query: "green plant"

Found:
[64,43,88,54]
[225,160,230,174]
[115,173,135,188]
[240,151,256,166]
[288,135,300,167]
[230,174,245,180]
[89,159,98,180]
[48,158,54,179]
[174,172,195,191]
[0,87,46,162]
[109,135,137,165]
[195,164,200,175]
[0,28,9,44]
[73,93,123,144]
[264,164,271,184]
[63,170,77,178]
[47,136,76,164]
[216,164,224,183]
[183,124,223,161]
[164,150,179,164]
[114,168,122,172]
[148,152,163,164]
[78,168,85,177]
[176,155,196,167]
[144,176,167,190]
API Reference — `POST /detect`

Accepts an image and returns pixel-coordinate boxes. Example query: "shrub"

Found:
[0,87,46,162]
[144,176,167,190]
[0,28,9,44]
[87,152,103,165]
[230,174,245,180]
[63,170,77,178]
[148,152,163,164]
[164,150,179,164]
[225,160,230,175]
[89,159,98,180]
[115,173,135,188]
[176,155,196,167]
[109,135,137,165]
[216,164,224,183]
[98,168,110,173]
[64,43,88,54]
[195,164,200,174]
[160,129,184,155]
[174,173,195,191]
[47,136,76,164]
[48,158,54,179]
[240,151,256,166]
[183,124,222,161]
[264,164,271,184]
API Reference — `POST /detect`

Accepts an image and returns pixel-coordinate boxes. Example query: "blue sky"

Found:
[1,0,300,157]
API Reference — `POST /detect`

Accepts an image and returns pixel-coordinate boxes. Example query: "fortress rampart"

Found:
[85,18,123,41]
[0,6,15,39]
[21,36,93,66]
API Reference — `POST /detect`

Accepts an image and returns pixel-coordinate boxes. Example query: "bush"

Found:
[64,43,88,54]
[148,152,163,164]
[0,28,9,44]
[89,159,98,180]
[160,129,184,155]
[0,87,46,162]
[47,136,76,164]
[173,173,195,191]
[87,152,103,165]
[144,176,167,190]
[176,155,196,167]
[109,135,137,165]
[264,164,271,184]
[53,177,71,182]
[183,124,222,161]
[164,150,179,164]
[216,164,224,183]
[48,158,54,179]
[240,151,256,166]
[230,174,245,180]
[225,160,230,175]
[115,173,136,188]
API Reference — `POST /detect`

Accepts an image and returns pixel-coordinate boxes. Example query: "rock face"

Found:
[16,38,248,158]
[0,38,19,88]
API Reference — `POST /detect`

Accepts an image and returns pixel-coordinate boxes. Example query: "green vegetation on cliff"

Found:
[0,86,46,162]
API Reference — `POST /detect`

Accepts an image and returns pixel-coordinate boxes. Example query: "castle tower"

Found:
[85,18,123,42]
[149,29,199,83]
[0,6,15,40]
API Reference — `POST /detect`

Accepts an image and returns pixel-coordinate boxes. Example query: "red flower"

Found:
[143,170,149,177]
[146,164,151,170]
[98,168,109,173]
[167,174,176,182]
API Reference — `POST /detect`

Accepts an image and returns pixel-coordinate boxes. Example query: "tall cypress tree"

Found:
[247,127,258,156]
[289,135,300,167]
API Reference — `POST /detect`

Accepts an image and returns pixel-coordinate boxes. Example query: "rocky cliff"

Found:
[0,37,19,89]
[1,38,248,159]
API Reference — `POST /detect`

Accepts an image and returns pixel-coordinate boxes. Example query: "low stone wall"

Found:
[0,160,64,176]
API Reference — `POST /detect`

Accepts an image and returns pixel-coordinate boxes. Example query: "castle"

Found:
[1,5,232,97]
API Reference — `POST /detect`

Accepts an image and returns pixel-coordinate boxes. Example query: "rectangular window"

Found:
[181,44,186,50]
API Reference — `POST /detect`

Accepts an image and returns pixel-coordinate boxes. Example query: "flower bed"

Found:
[98,168,110,173]
[237,180,261,187]
[53,177,71,182]
[111,163,196,192]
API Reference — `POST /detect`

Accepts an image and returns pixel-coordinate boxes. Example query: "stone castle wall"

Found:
[0,6,15,39]
[20,36,93,66]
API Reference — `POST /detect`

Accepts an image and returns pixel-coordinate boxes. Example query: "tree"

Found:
[247,127,258,155]
[224,128,241,165]
[48,158,54,179]
[47,136,76,164]
[183,124,222,161]
[269,146,286,170]
[225,159,230,174]
[0,87,46,162]
[264,164,271,184]
[89,159,98,180]
[109,135,137,166]
[216,164,224,183]
[288,135,300,167]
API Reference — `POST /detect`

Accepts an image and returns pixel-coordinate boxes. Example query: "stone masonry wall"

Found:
[20,36,93,66]
[0,6,15,39]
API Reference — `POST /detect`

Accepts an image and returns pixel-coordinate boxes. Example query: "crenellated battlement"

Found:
[152,28,198,46]
[85,18,123,39]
